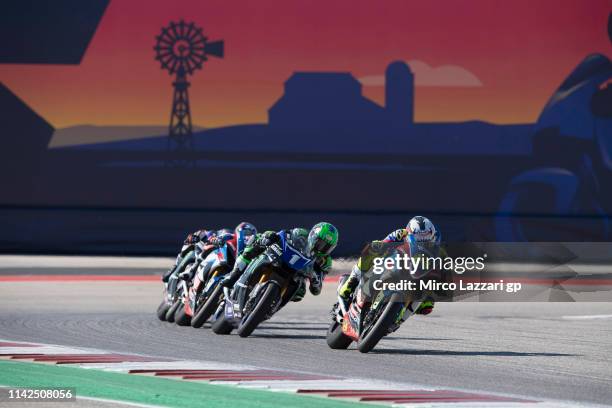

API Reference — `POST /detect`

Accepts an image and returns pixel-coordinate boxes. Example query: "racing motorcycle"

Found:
[156,271,181,322]
[326,241,443,353]
[157,256,198,323]
[211,230,312,338]
[190,240,237,328]
[173,240,236,326]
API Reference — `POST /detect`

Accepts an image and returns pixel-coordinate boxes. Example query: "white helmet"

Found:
[407,216,438,243]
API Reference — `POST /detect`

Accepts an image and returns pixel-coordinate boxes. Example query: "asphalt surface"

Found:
[1,259,612,406]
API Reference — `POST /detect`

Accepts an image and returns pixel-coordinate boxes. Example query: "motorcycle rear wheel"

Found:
[326,320,353,349]
[156,300,170,321]
[357,295,404,353]
[211,315,233,335]
[174,303,191,326]
[237,283,280,338]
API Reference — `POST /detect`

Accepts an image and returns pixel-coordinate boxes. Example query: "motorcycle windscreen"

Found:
[408,237,442,279]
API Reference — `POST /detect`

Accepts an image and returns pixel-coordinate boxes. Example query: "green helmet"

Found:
[307,222,339,257]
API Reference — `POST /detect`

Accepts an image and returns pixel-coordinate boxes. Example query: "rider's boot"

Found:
[408,298,435,315]
[291,280,307,302]
[220,257,248,288]
[337,267,360,311]
[416,299,435,315]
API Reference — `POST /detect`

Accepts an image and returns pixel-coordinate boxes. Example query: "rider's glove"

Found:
[185,231,204,245]
[309,271,324,295]
[259,236,272,247]
[209,236,222,247]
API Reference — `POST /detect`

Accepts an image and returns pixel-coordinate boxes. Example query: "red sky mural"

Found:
[1,0,610,129]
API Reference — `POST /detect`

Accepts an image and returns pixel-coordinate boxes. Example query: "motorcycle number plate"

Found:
[282,245,311,270]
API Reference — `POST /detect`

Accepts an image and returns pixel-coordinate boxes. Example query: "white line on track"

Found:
[78,396,169,408]
[0,339,598,408]
[561,314,612,320]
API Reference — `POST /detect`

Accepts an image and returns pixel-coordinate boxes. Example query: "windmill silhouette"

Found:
[154,20,224,166]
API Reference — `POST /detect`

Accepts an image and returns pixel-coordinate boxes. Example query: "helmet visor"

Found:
[312,238,334,255]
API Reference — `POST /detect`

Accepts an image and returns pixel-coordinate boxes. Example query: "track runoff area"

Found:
[1,255,612,408]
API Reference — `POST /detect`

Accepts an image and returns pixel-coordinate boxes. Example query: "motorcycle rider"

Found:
[177,222,258,282]
[220,222,339,300]
[338,216,442,315]
[161,228,217,282]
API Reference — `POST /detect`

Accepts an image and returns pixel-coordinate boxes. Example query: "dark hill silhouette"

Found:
[57,120,532,156]
[50,124,205,147]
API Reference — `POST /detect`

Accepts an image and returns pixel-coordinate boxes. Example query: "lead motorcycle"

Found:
[211,230,313,338]
[327,241,444,353]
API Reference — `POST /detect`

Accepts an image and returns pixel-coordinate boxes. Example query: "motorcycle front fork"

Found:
[389,301,422,333]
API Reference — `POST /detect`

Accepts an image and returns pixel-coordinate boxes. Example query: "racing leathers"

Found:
[161,229,216,282]
[221,230,332,301]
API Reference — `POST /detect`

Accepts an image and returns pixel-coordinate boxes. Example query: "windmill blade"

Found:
[204,40,224,58]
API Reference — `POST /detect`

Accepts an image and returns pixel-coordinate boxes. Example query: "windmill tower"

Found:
[154,20,224,166]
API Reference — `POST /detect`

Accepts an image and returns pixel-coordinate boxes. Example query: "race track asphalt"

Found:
[1,257,611,406]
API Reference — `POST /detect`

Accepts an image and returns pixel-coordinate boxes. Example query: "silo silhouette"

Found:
[385,61,414,128]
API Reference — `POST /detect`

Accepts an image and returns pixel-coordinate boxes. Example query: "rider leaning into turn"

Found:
[161,222,257,282]
[177,222,258,282]
[161,228,216,282]
[338,216,442,315]
[221,222,339,301]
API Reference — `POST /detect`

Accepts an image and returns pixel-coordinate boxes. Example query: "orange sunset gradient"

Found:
[1,0,610,129]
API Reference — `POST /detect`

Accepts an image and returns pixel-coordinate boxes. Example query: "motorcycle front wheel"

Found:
[174,303,191,326]
[357,295,404,353]
[191,284,224,328]
[236,283,280,338]
[211,314,234,335]
[165,299,180,323]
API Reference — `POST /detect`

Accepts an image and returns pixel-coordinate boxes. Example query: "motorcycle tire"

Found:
[237,283,280,338]
[174,303,191,326]
[165,299,180,323]
[326,320,353,349]
[156,300,170,321]
[357,296,404,353]
[191,284,224,328]
[211,315,234,335]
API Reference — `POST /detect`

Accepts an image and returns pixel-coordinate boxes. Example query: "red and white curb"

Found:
[0,340,594,407]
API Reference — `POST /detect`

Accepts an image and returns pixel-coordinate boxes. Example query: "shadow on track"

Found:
[251,333,326,340]
[263,321,329,327]
[385,337,459,341]
[257,325,328,331]
[371,349,579,357]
